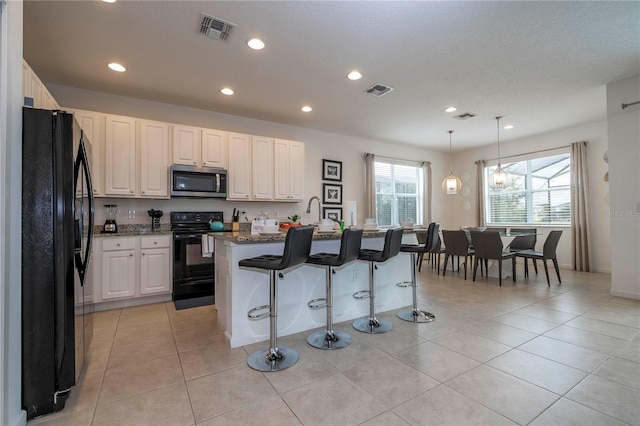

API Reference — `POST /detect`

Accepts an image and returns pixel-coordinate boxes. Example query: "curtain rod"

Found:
[622,100,640,110]
[364,152,430,165]
[479,143,587,163]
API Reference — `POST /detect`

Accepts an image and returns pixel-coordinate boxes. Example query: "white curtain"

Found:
[364,153,376,219]
[571,141,591,271]
[475,160,486,226]
[423,161,431,225]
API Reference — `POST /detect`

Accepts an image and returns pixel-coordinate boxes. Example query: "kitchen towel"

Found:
[201,234,214,257]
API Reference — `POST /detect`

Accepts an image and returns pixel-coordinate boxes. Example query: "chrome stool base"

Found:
[247,346,299,372]
[353,317,392,333]
[397,308,436,323]
[307,330,352,350]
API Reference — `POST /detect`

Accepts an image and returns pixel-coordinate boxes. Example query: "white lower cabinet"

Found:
[140,237,171,295]
[94,235,172,303]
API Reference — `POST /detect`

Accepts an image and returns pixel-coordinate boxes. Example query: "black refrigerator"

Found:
[21,108,94,419]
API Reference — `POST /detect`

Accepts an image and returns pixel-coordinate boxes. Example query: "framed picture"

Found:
[323,207,343,223]
[322,159,342,182]
[323,183,342,204]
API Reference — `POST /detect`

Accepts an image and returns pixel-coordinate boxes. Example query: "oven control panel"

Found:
[170,211,224,226]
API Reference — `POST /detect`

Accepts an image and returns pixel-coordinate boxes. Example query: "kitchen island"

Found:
[211,229,418,348]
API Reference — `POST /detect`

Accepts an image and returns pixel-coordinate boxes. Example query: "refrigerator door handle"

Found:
[73,135,94,285]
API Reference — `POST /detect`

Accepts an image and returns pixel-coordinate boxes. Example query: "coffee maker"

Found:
[147,209,163,232]
[102,204,118,233]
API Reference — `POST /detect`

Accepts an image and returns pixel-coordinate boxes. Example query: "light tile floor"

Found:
[29,264,639,426]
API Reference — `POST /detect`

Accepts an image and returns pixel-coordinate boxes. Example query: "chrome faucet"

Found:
[306,196,322,224]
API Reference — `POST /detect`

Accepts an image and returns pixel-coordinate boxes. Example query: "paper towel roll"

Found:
[345,201,357,227]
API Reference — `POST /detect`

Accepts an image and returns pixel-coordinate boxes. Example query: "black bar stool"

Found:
[239,225,314,371]
[397,222,440,322]
[306,228,363,349]
[353,227,404,334]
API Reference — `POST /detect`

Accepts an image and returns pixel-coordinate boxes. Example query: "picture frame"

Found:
[323,207,343,223]
[322,159,342,182]
[323,183,342,205]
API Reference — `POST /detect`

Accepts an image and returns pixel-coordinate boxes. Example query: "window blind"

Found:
[375,161,424,226]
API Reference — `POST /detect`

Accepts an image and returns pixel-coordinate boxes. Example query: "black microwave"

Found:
[170,165,227,198]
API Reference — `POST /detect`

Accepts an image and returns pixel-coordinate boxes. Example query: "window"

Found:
[485,152,571,225]
[375,160,424,227]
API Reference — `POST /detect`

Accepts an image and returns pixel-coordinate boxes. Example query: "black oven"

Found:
[171,211,225,309]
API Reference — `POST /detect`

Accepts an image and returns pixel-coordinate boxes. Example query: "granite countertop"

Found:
[210,227,422,244]
[93,224,172,237]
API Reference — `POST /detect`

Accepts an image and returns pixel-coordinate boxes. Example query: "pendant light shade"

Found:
[442,130,462,194]
[488,116,509,190]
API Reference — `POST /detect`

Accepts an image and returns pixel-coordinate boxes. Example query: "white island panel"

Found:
[215,236,413,348]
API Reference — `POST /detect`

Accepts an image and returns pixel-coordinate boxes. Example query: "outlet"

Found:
[128,209,135,219]
[353,269,359,282]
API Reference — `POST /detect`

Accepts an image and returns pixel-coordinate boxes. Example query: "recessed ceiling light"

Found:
[504,124,515,129]
[221,88,234,96]
[247,38,265,50]
[444,106,457,113]
[347,71,362,81]
[301,106,312,112]
[107,62,126,72]
[102,0,116,3]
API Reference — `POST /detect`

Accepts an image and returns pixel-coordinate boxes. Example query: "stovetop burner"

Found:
[170,211,226,232]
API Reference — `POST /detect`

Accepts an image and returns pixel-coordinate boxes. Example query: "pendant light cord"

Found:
[448,130,454,174]
[495,116,502,167]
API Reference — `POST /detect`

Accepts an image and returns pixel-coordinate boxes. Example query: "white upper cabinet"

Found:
[105,114,137,197]
[22,59,58,109]
[251,136,274,200]
[227,132,252,200]
[72,109,105,197]
[274,139,304,201]
[201,128,228,168]
[139,120,170,198]
[172,125,200,166]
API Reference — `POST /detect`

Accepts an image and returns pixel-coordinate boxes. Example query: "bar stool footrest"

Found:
[247,305,271,319]
[307,298,328,309]
[352,290,371,299]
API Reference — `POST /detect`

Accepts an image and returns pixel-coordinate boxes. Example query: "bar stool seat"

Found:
[239,225,314,371]
[353,227,404,334]
[397,222,439,323]
[306,228,363,349]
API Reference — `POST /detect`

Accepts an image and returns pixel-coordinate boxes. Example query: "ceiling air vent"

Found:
[365,84,394,97]
[453,112,477,120]
[199,13,235,41]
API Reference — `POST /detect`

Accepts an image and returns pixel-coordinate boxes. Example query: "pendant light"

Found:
[488,116,509,190]
[442,130,462,194]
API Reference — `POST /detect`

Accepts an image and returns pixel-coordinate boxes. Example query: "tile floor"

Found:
[29,263,639,426]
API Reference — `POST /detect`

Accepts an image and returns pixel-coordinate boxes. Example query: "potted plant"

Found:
[287,214,301,227]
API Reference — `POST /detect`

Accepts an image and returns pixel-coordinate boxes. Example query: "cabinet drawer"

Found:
[140,236,171,249]
[102,237,136,251]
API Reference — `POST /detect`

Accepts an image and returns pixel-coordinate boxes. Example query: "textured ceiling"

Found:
[23,1,640,151]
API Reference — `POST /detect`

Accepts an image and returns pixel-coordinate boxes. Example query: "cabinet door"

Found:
[227,133,252,200]
[73,110,104,197]
[289,140,305,200]
[172,125,200,166]
[101,250,136,299]
[201,129,228,168]
[22,60,33,105]
[273,139,291,200]
[274,139,304,201]
[252,136,273,200]
[140,120,169,198]
[140,247,171,295]
[105,115,136,196]
[29,71,43,109]
[41,88,59,110]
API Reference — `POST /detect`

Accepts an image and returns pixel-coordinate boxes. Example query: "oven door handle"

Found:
[174,233,206,240]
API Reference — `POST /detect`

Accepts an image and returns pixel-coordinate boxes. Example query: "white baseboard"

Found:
[610,289,640,300]
[91,293,172,312]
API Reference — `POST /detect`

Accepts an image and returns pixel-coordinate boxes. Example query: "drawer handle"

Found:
[129,253,133,257]
[117,243,120,247]
[154,241,157,244]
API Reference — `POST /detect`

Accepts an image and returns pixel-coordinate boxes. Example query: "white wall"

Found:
[0,0,27,424]
[447,119,611,272]
[607,75,640,300]
[48,84,452,228]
